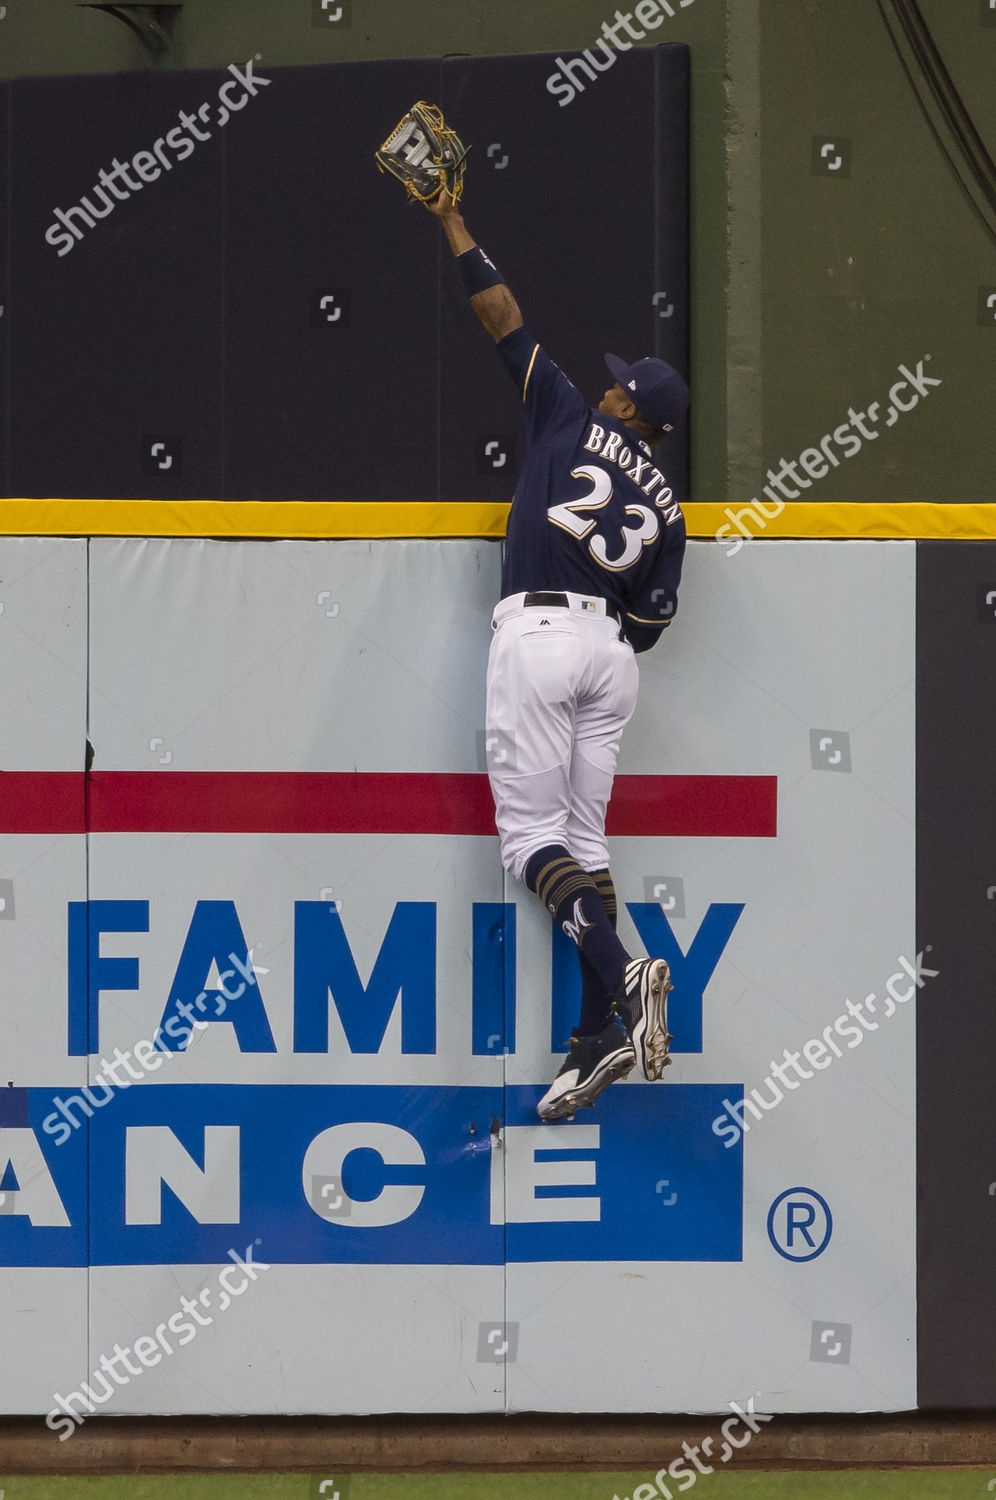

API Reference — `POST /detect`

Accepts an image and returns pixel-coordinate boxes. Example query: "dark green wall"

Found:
[1,0,992,502]
[758,0,994,504]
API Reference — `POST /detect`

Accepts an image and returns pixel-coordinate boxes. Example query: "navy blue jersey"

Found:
[497,326,685,644]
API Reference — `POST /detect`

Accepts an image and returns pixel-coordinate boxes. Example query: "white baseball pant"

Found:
[485,592,640,880]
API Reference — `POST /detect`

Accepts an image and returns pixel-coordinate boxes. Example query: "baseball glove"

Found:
[375,101,469,207]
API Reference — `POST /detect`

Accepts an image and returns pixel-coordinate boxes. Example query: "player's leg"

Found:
[575,867,619,1035]
[484,609,576,867]
[536,862,636,1123]
[521,844,630,990]
[535,638,642,1123]
[486,609,635,1120]
[567,624,674,1081]
[485,612,630,984]
[564,623,639,1004]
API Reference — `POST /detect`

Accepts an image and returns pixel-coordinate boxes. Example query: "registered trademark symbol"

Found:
[767,1187,833,1261]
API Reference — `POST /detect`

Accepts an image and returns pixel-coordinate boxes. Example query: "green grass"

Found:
[0,1471,994,1499]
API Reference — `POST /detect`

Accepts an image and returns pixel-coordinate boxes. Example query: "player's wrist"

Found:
[427,189,459,219]
[456,245,504,296]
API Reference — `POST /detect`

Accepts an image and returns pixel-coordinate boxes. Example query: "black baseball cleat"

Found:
[611,958,674,1081]
[536,1020,636,1122]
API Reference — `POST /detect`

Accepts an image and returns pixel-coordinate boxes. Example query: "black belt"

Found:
[523,591,622,625]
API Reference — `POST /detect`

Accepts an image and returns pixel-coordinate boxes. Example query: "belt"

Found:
[523,591,623,625]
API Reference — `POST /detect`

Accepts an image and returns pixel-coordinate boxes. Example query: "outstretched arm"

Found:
[425,190,523,343]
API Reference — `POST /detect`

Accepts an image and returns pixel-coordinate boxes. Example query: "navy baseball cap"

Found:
[604,353,690,432]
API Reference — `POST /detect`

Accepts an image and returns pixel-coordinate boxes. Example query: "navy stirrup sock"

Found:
[524,846,628,1008]
[578,868,620,1035]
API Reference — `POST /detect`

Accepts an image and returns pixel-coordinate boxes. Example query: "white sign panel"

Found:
[0,538,916,1418]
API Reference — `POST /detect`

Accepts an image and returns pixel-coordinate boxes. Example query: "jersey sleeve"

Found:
[623,521,687,646]
[496,326,587,443]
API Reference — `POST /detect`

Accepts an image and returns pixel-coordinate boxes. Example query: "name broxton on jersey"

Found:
[581,423,677,505]
[578,422,680,516]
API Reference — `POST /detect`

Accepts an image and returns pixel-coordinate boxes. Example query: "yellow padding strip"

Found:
[0,499,994,541]
[0,500,511,539]
[684,502,996,540]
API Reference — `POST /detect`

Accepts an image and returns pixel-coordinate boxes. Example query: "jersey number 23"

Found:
[547,464,668,573]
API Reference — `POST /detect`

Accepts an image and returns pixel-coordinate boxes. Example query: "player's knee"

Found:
[568,836,609,872]
[496,829,529,881]
[502,829,567,884]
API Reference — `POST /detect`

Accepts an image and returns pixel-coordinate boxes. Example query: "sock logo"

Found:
[561,897,592,944]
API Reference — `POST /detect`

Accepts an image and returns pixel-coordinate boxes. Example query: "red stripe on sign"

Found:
[0,772,86,833]
[608,774,778,838]
[89,772,495,835]
[0,772,777,837]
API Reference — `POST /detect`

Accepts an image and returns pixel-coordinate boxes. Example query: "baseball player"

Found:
[424,190,689,1122]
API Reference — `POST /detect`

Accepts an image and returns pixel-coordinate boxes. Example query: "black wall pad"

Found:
[3,51,689,503]
[9,70,225,500]
[0,84,9,502]
[224,58,440,503]
[916,539,996,1407]
[437,45,689,506]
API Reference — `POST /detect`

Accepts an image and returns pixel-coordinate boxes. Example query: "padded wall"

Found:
[0,531,992,1413]
[1,49,688,503]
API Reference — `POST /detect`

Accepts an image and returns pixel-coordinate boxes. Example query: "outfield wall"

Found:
[1,525,992,1420]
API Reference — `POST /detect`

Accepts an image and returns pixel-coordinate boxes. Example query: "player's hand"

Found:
[424,187,458,218]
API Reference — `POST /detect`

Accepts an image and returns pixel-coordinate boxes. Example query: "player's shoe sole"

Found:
[537,1028,636,1123]
[612,958,674,1082]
